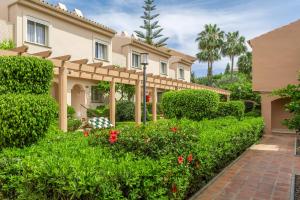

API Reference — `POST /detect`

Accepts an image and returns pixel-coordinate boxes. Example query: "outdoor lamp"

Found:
[141,53,149,65]
[141,53,149,125]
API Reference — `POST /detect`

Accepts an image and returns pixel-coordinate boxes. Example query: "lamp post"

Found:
[141,53,149,125]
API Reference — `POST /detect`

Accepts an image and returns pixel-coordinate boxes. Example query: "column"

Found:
[152,87,157,122]
[135,79,142,124]
[109,78,116,126]
[59,65,68,132]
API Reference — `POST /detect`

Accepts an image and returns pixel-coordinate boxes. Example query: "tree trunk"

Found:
[207,61,213,86]
[230,56,234,80]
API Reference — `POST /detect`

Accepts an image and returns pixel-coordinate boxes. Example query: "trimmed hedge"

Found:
[0,94,57,148]
[161,89,220,120]
[216,101,245,119]
[0,56,53,94]
[0,117,264,199]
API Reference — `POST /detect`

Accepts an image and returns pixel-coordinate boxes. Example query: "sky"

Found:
[47,0,300,77]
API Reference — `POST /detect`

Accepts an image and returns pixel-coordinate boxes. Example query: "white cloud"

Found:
[87,1,293,76]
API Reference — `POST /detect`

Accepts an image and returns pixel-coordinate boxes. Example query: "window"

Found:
[179,67,185,79]
[132,52,141,68]
[160,62,167,75]
[95,41,108,60]
[27,19,48,45]
[91,86,104,103]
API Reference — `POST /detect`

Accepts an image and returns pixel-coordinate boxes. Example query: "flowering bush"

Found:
[0,117,264,199]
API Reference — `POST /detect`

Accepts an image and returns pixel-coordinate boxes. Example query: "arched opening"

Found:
[71,84,86,119]
[51,82,59,102]
[271,98,292,132]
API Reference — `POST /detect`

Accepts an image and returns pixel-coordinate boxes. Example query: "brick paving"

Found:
[193,134,300,200]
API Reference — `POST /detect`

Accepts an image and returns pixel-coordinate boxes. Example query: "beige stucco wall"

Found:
[251,20,300,92]
[7,3,112,64]
[0,19,13,41]
[53,76,106,119]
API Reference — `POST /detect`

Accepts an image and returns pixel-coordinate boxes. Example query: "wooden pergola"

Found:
[0,46,231,132]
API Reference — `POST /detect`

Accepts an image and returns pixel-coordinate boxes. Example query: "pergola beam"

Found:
[11,45,28,55]
[32,50,52,58]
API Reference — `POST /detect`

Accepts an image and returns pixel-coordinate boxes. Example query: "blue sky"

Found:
[47,0,300,77]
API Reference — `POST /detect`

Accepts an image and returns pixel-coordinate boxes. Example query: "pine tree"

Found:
[135,0,168,47]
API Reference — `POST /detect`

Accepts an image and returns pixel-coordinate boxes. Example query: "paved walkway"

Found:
[193,134,300,200]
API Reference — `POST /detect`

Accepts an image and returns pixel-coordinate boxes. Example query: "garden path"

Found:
[192,134,300,200]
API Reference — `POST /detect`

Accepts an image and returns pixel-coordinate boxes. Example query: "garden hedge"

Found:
[0,94,57,148]
[0,56,53,94]
[215,101,245,119]
[161,89,219,120]
[0,117,264,199]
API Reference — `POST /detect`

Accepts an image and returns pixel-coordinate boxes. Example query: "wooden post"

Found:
[135,79,142,124]
[152,87,157,122]
[59,65,68,132]
[109,78,116,126]
[227,95,230,102]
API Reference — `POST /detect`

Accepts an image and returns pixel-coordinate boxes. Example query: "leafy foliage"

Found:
[161,89,219,120]
[195,24,224,84]
[238,52,252,76]
[215,101,245,119]
[68,118,82,132]
[67,105,76,118]
[224,63,230,74]
[0,40,15,50]
[0,56,53,94]
[135,0,168,47]
[98,81,135,101]
[0,117,264,199]
[274,74,300,131]
[116,100,135,121]
[0,94,57,148]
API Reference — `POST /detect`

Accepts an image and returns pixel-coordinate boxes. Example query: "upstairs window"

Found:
[160,62,167,75]
[91,86,104,103]
[132,52,141,68]
[27,19,48,46]
[95,41,108,60]
[179,67,185,79]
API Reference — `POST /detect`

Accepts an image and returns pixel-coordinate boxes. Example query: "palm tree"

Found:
[222,31,247,79]
[196,24,224,85]
[237,52,252,76]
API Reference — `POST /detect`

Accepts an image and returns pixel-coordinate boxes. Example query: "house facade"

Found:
[249,20,300,134]
[0,0,196,119]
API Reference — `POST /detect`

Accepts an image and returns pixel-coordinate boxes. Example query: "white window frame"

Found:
[131,51,142,69]
[94,39,109,61]
[178,66,185,80]
[25,16,50,47]
[160,61,168,75]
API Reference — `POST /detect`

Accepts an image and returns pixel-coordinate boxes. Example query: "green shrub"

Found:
[67,105,75,118]
[0,39,15,50]
[0,56,53,94]
[67,118,82,132]
[161,89,219,120]
[0,94,57,148]
[147,102,163,115]
[0,117,264,199]
[116,100,135,121]
[87,105,109,118]
[216,101,245,119]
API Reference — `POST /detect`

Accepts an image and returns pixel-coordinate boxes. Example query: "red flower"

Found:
[83,130,89,137]
[109,130,120,135]
[187,154,193,163]
[178,156,184,164]
[170,127,177,133]
[109,134,118,144]
[171,184,177,193]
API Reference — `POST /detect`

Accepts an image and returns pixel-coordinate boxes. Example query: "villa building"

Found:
[0,0,196,119]
[249,20,300,134]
